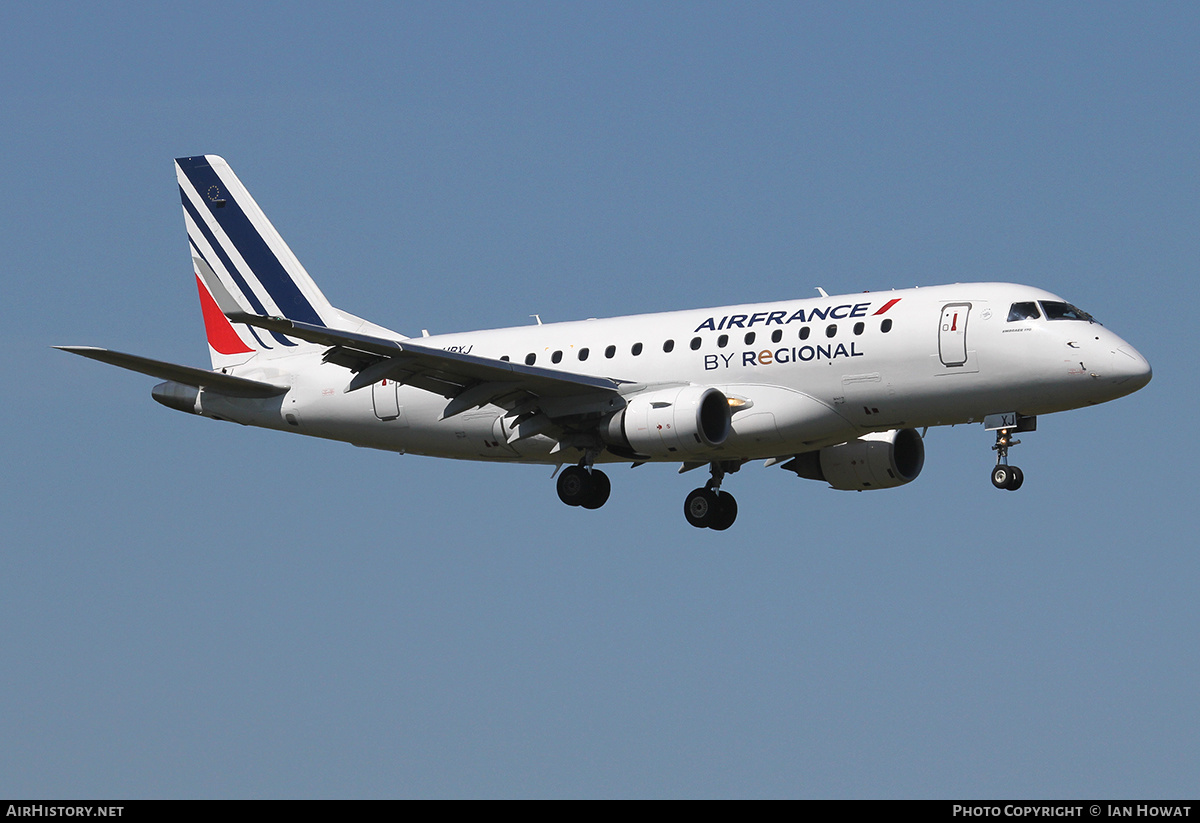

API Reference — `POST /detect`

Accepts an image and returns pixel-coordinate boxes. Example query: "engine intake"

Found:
[605,386,731,458]
[785,428,925,490]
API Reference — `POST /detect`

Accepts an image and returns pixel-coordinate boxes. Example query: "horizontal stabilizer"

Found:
[55,346,288,398]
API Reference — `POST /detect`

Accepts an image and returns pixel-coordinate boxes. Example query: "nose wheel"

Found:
[990,428,1024,491]
[684,462,740,530]
[991,463,1024,491]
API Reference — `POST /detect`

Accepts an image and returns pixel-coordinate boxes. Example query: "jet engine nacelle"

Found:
[786,428,925,490]
[605,386,731,458]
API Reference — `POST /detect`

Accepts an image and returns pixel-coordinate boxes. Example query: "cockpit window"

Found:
[1040,301,1096,323]
[1007,302,1041,322]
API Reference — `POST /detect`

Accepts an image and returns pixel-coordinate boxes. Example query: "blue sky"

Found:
[2,2,1197,798]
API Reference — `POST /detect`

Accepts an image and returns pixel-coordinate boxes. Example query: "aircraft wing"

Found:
[228,313,633,422]
[55,346,289,398]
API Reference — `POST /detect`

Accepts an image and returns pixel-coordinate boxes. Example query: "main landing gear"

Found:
[554,456,742,530]
[556,463,611,510]
[990,428,1024,491]
[684,462,739,531]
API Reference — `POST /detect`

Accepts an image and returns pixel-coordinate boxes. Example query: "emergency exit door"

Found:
[372,378,401,420]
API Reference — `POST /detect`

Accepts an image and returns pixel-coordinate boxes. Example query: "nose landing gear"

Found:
[684,462,740,530]
[990,428,1024,491]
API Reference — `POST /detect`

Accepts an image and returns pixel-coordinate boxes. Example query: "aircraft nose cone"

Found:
[1111,345,1152,392]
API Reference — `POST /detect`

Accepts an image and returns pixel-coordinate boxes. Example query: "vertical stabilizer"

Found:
[176,154,340,368]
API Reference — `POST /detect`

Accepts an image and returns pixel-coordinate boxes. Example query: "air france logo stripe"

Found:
[176,157,324,327]
[183,202,268,316]
[188,237,279,350]
[195,274,254,355]
[182,201,294,347]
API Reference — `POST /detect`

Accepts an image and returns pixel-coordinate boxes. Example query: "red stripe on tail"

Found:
[196,274,253,355]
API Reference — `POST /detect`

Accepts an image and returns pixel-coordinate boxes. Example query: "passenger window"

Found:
[605,345,616,359]
[525,353,536,365]
[853,322,864,335]
[799,327,811,340]
[881,319,892,333]
[825,324,837,338]
[663,339,675,353]
[771,329,782,343]
[690,337,702,350]
[500,355,510,361]
[631,342,643,356]
[744,332,756,345]
[579,348,590,361]
[718,334,729,348]
[1008,302,1041,322]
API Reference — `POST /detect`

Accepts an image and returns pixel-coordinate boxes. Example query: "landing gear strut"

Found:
[556,459,611,510]
[990,428,1024,491]
[684,462,739,530]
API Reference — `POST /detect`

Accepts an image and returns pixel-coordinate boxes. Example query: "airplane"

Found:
[58,155,1153,530]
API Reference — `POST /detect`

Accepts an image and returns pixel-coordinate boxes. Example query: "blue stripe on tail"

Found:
[176,156,324,327]
[183,201,295,347]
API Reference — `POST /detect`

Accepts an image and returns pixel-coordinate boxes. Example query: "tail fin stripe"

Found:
[196,275,255,355]
[183,202,295,347]
[245,323,275,350]
[189,239,275,351]
[183,196,269,315]
[176,158,324,327]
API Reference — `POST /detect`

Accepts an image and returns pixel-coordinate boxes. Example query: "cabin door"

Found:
[938,303,971,367]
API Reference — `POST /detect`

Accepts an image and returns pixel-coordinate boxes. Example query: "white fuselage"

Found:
[199,282,1151,464]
